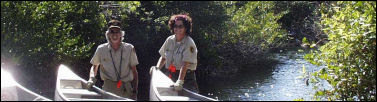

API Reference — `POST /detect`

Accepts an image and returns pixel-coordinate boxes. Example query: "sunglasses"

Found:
[173,25,185,29]
[110,29,120,34]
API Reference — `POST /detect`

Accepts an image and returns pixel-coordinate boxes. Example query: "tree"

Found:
[2,1,107,69]
[305,1,376,101]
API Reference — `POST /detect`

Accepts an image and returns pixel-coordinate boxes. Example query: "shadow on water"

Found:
[198,58,279,101]
[198,48,326,101]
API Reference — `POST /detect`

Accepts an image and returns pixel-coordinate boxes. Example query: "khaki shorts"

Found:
[102,80,135,99]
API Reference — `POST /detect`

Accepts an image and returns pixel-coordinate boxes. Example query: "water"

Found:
[199,48,331,101]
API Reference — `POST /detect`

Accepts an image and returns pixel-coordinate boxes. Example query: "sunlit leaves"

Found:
[305,1,376,101]
[119,1,140,13]
[227,1,288,51]
[1,1,105,69]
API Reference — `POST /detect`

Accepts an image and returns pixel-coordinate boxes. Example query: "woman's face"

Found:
[108,28,121,44]
[174,20,186,38]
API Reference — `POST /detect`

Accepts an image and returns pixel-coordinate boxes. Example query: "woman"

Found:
[151,14,199,92]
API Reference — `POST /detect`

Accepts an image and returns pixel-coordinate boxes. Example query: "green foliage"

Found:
[226,1,288,51]
[276,1,326,44]
[1,1,105,69]
[293,98,305,101]
[302,37,308,44]
[305,1,376,101]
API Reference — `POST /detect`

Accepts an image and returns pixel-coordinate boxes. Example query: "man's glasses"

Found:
[110,30,120,34]
[174,25,185,29]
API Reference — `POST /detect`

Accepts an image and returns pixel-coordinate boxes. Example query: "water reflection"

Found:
[199,48,329,101]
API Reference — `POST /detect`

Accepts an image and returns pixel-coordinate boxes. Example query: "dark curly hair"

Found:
[168,14,192,36]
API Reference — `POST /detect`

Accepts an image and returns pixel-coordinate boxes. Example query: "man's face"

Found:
[108,28,121,44]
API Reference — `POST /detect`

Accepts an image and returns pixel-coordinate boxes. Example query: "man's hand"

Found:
[86,77,97,90]
[170,79,184,91]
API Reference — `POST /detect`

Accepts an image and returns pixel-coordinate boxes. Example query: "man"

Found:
[87,20,138,100]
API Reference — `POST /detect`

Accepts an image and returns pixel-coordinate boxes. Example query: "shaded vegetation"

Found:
[1,1,375,101]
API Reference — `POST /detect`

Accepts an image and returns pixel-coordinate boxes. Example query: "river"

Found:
[198,48,331,101]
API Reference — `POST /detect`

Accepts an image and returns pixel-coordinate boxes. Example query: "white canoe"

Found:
[1,68,51,101]
[54,64,133,101]
[149,66,217,101]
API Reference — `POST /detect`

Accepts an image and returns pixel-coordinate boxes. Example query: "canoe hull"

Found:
[54,64,133,101]
[149,66,217,101]
[1,69,51,101]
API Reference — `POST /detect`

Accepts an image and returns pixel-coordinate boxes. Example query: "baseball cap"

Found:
[108,20,121,29]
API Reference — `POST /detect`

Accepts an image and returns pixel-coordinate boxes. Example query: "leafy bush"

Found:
[1,1,106,70]
[305,1,376,101]
[226,1,288,51]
